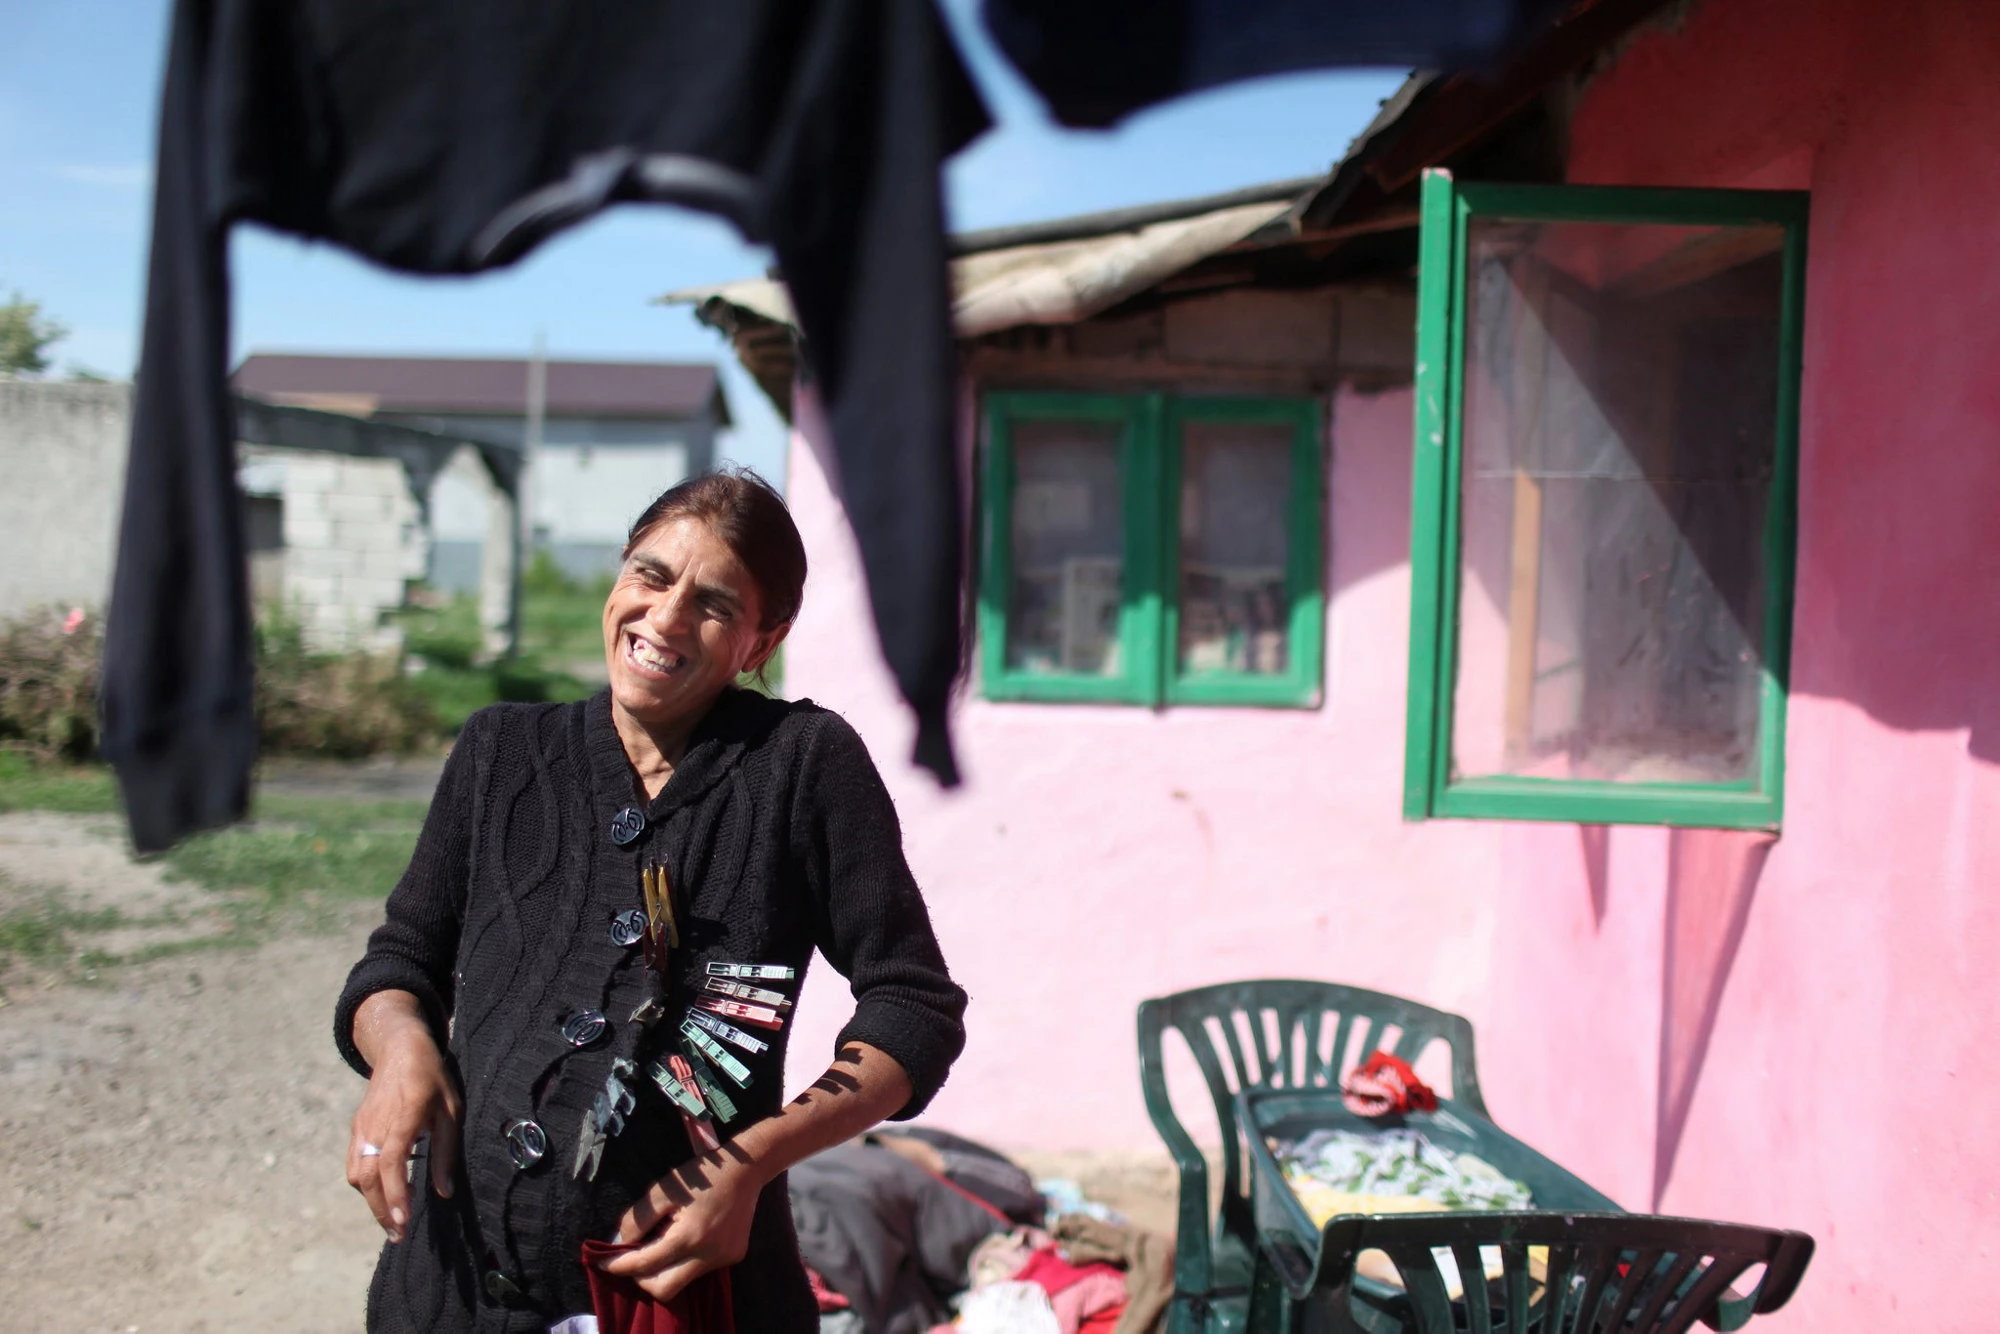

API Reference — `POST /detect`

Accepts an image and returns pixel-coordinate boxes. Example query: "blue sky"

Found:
[0,1,1404,479]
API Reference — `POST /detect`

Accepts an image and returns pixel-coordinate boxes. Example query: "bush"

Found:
[522,547,578,598]
[395,576,602,731]
[397,590,484,671]
[0,606,102,761]
[253,612,440,757]
[0,605,446,763]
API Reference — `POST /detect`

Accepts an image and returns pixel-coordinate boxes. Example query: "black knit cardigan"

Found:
[334,688,967,1331]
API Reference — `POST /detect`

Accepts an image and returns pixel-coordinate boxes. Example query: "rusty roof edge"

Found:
[1296,0,1689,234]
[1291,73,1440,231]
[946,176,1326,256]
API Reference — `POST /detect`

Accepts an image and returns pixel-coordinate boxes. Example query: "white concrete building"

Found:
[0,380,521,655]
[236,446,428,652]
[233,354,730,588]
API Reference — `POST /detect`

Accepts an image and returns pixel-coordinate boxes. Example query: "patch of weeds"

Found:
[398,578,600,733]
[0,780,434,996]
[0,892,126,993]
[520,554,613,663]
[404,658,595,733]
[256,611,440,757]
[0,751,120,814]
[0,899,115,962]
[160,793,427,928]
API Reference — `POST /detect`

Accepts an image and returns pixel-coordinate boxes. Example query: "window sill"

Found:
[1420,775,1781,830]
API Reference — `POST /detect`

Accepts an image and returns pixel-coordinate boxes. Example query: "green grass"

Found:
[162,793,428,906]
[0,750,119,814]
[0,893,122,967]
[0,761,429,992]
[522,579,612,663]
[396,564,602,732]
[404,657,597,733]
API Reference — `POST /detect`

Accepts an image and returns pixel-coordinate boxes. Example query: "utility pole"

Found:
[511,330,547,658]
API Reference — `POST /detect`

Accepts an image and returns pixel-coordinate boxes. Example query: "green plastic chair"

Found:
[1137,980,1489,1334]
[1260,1210,1814,1334]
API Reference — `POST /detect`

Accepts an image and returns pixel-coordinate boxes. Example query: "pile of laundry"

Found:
[1269,1128,1533,1229]
[790,1129,1173,1334]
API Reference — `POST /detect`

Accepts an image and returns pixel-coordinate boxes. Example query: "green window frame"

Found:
[1404,170,1809,830]
[979,390,1324,708]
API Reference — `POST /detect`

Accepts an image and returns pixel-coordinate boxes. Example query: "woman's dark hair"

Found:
[622,467,807,629]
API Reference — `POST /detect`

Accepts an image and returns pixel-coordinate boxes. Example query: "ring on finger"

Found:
[359,1142,384,1158]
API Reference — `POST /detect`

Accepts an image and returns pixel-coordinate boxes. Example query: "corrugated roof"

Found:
[232,354,726,422]
[660,191,1305,340]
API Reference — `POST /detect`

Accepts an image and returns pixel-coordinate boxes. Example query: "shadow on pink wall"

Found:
[1653,827,1776,1209]
[1579,824,1611,927]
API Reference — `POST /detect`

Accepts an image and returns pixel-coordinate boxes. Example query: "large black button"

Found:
[609,908,648,947]
[483,1268,528,1307]
[609,806,646,845]
[561,1009,608,1048]
[503,1117,547,1169]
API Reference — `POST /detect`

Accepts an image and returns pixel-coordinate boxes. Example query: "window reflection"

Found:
[1005,420,1124,676]
[1453,218,1784,784]
[1178,421,1293,676]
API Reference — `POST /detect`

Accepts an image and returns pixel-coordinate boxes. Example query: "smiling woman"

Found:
[603,473,807,792]
[334,469,966,1332]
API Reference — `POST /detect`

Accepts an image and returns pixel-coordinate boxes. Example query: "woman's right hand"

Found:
[346,989,462,1244]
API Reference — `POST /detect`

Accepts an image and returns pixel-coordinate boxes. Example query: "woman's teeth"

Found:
[629,637,684,674]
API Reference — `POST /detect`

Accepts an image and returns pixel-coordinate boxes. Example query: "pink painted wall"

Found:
[778,1,2000,1327]
[781,383,1518,1149]
[1486,1,2000,1327]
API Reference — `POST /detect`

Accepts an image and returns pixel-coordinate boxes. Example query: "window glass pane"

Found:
[1452,218,1784,784]
[1178,420,1293,676]
[1006,420,1124,676]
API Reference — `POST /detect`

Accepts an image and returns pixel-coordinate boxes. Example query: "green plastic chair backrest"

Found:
[1136,980,1487,1317]
[1278,1211,1814,1334]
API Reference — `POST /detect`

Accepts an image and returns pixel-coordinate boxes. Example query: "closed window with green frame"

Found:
[979,391,1323,707]
[1404,171,1808,829]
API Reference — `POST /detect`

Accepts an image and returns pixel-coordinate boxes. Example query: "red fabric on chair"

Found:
[1015,1244,1121,1296]
[579,1242,736,1334]
[1340,1051,1439,1118]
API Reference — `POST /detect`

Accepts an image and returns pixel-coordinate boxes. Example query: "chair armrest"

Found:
[1137,1001,1216,1296]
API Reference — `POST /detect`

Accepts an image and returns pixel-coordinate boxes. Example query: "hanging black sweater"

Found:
[982,0,1564,128]
[333,688,967,1331]
[107,0,987,853]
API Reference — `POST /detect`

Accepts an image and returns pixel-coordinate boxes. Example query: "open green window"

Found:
[979,390,1323,708]
[1404,171,1808,829]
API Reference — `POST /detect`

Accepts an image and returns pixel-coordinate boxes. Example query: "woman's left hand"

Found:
[597,1148,767,1301]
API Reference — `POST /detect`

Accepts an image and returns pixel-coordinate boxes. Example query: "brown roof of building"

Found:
[232,354,727,424]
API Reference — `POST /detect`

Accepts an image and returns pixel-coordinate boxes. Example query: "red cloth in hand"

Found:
[806,1265,850,1312]
[579,1241,736,1334]
[1340,1051,1438,1118]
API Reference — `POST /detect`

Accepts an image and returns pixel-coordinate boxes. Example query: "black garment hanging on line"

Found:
[981,0,1565,128]
[106,0,988,852]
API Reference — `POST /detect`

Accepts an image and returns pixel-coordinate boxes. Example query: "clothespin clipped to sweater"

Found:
[650,1053,721,1152]
[640,864,680,978]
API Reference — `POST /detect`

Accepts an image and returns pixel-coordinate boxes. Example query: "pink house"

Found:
[680,0,1999,1327]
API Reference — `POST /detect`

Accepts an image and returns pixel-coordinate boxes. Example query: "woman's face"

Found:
[602,515,786,731]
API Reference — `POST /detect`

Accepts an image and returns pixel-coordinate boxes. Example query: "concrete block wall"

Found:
[0,382,427,652]
[0,380,132,620]
[241,445,427,652]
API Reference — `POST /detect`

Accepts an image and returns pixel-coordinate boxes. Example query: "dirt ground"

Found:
[0,797,1184,1333]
